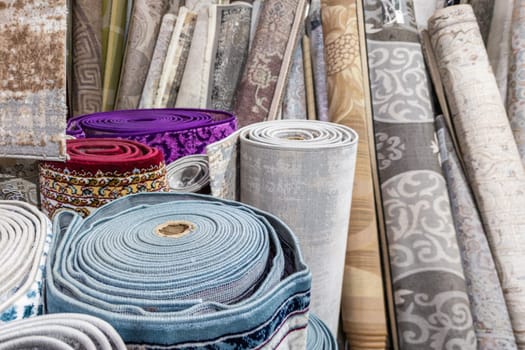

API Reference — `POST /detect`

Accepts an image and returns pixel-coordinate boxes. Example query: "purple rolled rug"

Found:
[67,109,237,163]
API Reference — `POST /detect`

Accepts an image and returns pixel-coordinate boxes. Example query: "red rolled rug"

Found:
[40,138,168,218]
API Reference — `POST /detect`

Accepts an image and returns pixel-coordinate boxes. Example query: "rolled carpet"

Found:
[0,159,40,206]
[39,138,168,218]
[321,0,388,346]
[206,120,358,335]
[506,0,525,165]
[435,115,517,349]
[233,0,308,125]
[46,192,311,348]
[0,313,126,349]
[114,0,169,110]
[0,201,52,323]
[67,109,237,163]
[364,1,476,348]
[166,154,210,193]
[429,5,525,347]
[307,314,338,350]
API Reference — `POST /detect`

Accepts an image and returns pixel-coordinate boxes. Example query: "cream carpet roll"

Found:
[429,5,525,348]
[0,314,126,349]
[139,13,176,109]
[0,201,52,323]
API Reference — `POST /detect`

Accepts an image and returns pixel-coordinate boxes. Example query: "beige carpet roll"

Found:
[429,5,525,347]
[321,0,387,348]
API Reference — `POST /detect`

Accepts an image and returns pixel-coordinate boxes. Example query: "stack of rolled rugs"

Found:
[7,0,525,349]
[67,109,237,163]
[358,0,525,349]
[68,0,343,127]
[0,180,339,349]
[1,131,343,349]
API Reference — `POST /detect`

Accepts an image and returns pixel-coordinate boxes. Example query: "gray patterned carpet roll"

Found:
[0,201,52,323]
[435,115,517,349]
[207,120,358,335]
[166,154,210,193]
[71,0,103,117]
[115,0,169,110]
[0,313,126,350]
[364,1,476,348]
[206,3,252,111]
[308,9,329,122]
[469,0,494,43]
[506,0,525,165]
[0,159,39,206]
[429,5,525,347]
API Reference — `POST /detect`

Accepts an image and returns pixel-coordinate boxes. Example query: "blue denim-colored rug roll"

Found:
[307,314,338,349]
[46,192,311,349]
[0,201,53,323]
[0,313,126,350]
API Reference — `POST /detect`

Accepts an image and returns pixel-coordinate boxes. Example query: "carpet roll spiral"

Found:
[166,154,210,193]
[46,192,311,348]
[0,313,126,350]
[0,201,52,323]
[39,138,168,218]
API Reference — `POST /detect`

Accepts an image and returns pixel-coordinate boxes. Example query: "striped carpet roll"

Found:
[307,314,338,350]
[46,192,311,348]
[166,155,210,193]
[207,120,358,335]
[40,138,168,218]
[0,201,52,323]
[67,109,237,163]
[0,313,126,349]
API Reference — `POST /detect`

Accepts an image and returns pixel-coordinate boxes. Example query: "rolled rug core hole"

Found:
[155,221,195,238]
